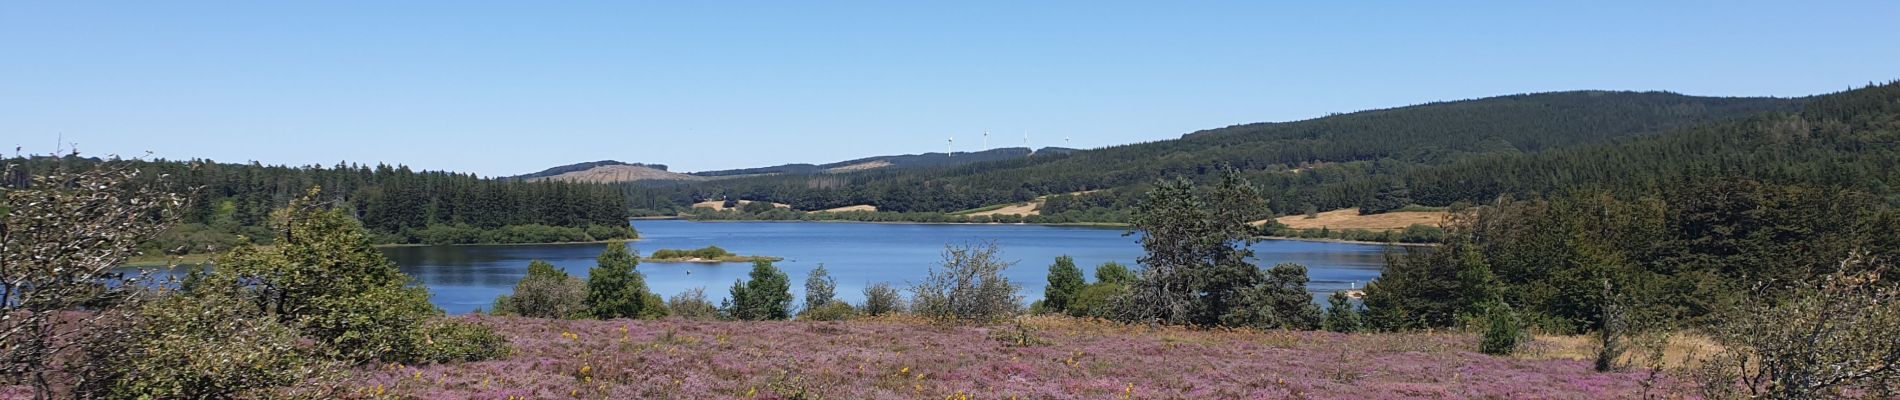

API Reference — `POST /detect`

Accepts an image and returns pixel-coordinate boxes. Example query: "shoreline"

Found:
[676,218,1130,229]
[372,237,641,248]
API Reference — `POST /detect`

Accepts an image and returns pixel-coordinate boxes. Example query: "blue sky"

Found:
[3,1,1897,176]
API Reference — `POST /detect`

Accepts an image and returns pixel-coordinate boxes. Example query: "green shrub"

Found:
[804,264,837,310]
[418,318,512,363]
[84,285,324,399]
[861,282,907,316]
[1068,283,1126,319]
[1480,302,1526,356]
[1042,256,1085,314]
[206,189,508,364]
[586,242,658,319]
[724,261,794,320]
[800,301,861,321]
[492,260,588,319]
[640,292,671,320]
[911,243,1022,324]
[1323,291,1364,333]
[667,287,722,320]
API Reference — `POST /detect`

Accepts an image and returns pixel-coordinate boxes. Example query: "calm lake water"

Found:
[381,220,1406,314]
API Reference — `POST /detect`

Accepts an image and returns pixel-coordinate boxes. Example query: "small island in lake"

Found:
[643,245,781,263]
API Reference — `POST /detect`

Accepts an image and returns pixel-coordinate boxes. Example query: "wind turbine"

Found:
[982,130,989,150]
[1065,136,1072,146]
[947,136,954,156]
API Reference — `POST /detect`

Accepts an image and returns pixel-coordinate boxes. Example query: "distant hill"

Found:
[510,161,673,180]
[627,89,1809,214]
[511,161,705,184]
[691,147,1079,177]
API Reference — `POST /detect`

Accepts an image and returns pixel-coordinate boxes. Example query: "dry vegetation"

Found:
[811,204,878,213]
[690,200,791,212]
[528,164,709,184]
[1260,208,1448,231]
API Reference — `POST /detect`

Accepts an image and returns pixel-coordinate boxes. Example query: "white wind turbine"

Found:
[947,136,954,156]
[982,130,989,150]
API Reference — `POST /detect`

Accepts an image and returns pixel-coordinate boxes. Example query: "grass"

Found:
[1265,208,1450,231]
[951,203,1013,215]
[317,315,1675,398]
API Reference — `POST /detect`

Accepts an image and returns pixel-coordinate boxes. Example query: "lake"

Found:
[381,220,1407,314]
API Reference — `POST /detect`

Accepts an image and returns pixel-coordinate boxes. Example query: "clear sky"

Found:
[3,1,1897,176]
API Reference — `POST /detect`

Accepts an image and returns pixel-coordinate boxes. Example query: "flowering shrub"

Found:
[310,315,1672,398]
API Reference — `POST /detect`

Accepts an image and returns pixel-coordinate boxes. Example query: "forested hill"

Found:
[1,158,637,252]
[628,90,1806,215]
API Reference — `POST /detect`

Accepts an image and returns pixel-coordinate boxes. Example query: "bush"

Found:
[861,282,907,316]
[667,287,722,320]
[1479,302,1526,356]
[804,264,838,310]
[724,261,794,320]
[1042,256,1085,314]
[418,318,512,363]
[1218,263,1322,330]
[1322,291,1364,333]
[1687,252,1900,398]
[1068,282,1126,319]
[492,260,588,319]
[82,285,323,399]
[800,301,861,321]
[209,189,505,364]
[911,243,1022,324]
[586,242,658,319]
[640,292,671,320]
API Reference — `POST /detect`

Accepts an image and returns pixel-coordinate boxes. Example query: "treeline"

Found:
[621,90,1803,219]
[2,156,636,251]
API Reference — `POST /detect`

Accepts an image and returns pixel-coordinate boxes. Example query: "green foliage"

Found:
[1363,240,1501,331]
[585,242,656,319]
[492,260,588,319]
[1093,262,1136,286]
[639,292,671,320]
[1219,263,1323,330]
[417,318,512,363]
[83,283,323,399]
[207,189,502,364]
[1359,179,1412,215]
[650,245,735,260]
[911,243,1022,324]
[1479,302,1526,356]
[1123,168,1276,326]
[639,90,1799,218]
[1042,256,1085,314]
[666,287,722,320]
[804,264,838,310]
[1067,282,1127,319]
[724,261,794,320]
[1322,291,1364,333]
[6,157,635,249]
[861,282,907,316]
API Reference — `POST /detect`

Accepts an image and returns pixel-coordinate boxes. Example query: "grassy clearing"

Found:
[1263,208,1449,231]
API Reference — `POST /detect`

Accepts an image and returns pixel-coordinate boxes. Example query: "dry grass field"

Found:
[1261,208,1448,231]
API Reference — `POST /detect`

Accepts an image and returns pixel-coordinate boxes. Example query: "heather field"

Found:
[327,316,1660,399]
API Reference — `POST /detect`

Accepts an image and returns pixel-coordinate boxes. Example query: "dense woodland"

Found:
[0,157,635,252]
[626,90,1810,217]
